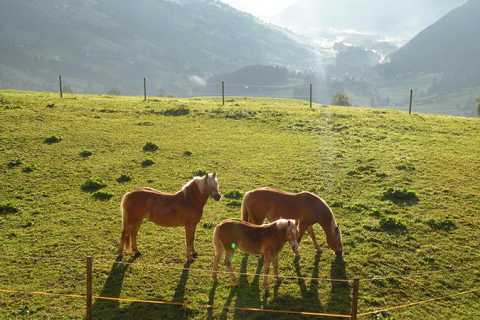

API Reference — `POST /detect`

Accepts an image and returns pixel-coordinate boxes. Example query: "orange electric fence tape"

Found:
[211,305,352,318]
[2,253,479,284]
[0,288,84,299]
[0,288,184,307]
[0,288,351,319]
[102,260,353,283]
[358,288,480,317]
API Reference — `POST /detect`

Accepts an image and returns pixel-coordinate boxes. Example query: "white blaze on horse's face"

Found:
[206,173,221,201]
[280,219,299,256]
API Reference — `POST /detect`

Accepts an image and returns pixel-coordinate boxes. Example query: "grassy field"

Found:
[0,90,479,319]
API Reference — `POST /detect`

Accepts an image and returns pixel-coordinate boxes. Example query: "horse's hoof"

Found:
[133,251,142,258]
[192,252,198,259]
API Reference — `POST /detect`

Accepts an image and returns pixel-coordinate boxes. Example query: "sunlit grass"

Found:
[0,90,479,319]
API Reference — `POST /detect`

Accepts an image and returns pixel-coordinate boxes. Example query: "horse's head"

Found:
[279,219,300,256]
[327,224,343,256]
[205,172,221,201]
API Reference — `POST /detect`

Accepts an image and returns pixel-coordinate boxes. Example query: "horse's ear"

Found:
[213,172,217,178]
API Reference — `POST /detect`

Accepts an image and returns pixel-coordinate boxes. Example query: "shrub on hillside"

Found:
[44,136,62,144]
[93,191,113,201]
[79,150,93,158]
[160,106,190,116]
[379,217,407,233]
[426,217,457,232]
[0,201,19,215]
[224,190,243,200]
[143,142,159,152]
[116,174,132,183]
[332,92,351,106]
[22,165,35,173]
[7,159,22,168]
[396,163,416,171]
[141,159,155,167]
[81,178,106,192]
[382,188,418,204]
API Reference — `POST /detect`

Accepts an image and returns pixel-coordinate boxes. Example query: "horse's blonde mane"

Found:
[276,218,294,230]
[182,176,203,191]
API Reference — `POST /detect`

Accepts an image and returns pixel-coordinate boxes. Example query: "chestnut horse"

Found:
[212,218,299,289]
[119,173,221,262]
[241,187,343,256]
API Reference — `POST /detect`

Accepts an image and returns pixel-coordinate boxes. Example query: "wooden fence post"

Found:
[351,278,360,320]
[409,89,413,114]
[86,256,93,320]
[59,75,63,98]
[144,78,147,101]
[222,81,225,106]
[309,83,313,108]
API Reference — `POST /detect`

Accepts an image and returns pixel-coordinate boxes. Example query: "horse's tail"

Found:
[119,192,131,254]
[240,191,251,222]
[212,223,225,280]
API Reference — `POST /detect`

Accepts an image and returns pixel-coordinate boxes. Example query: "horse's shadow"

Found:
[212,254,263,320]
[260,252,324,320]
[326,255,351,315]
[91,256,190,320]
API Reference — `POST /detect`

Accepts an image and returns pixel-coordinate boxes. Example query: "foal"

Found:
[212,219,299,289]
[119,173,221,262]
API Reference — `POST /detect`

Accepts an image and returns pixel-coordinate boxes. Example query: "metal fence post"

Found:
[222,81,225,106]
[409,89,413,114]
[144,78,147,101]
[59,75,63,98]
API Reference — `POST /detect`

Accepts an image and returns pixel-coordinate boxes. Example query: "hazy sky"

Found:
[222,0,296,19]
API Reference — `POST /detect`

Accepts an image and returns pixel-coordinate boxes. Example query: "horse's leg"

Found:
[212,250,223,282]
[212,233,224,282]
[272,254,280,283]
[297,223,308,244]
[131,223,142,257]
[118,228,127,256]
[185,223,197,262]
[263,252,272,289]
[224,248,237,285]
[307,226,322,252]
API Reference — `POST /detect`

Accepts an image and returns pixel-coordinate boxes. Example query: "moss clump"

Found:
[143,142,159,152]
[81,177,107,192]
[92,191,113,201]
[44,136,62,144]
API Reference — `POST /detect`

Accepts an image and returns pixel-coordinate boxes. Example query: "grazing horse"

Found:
[241,187,343,256]
[119,173,221,262]
[212,218,299,289]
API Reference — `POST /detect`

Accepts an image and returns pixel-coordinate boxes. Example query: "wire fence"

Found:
[0,254,479,319]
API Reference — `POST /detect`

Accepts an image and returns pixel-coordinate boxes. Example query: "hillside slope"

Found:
[382,0,480,90]
[1,90,479,319]
[0,0,315,95]
[273,0,465,40]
